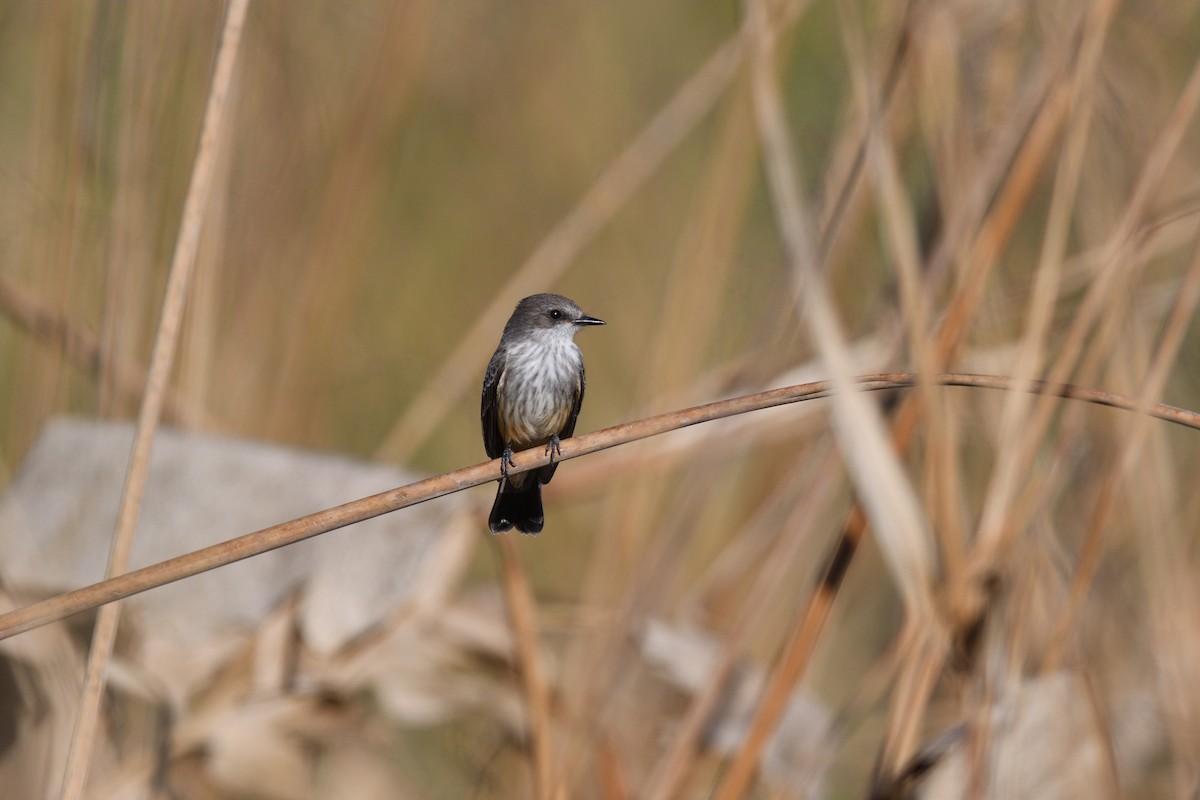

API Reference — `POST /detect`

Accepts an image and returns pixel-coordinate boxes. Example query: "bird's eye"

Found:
[549,309,563,320]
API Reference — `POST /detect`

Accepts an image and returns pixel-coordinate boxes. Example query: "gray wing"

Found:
[539,363,585,485]
[481,348,507,459]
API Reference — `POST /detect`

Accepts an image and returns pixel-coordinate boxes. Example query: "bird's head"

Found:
[506,293,605,340]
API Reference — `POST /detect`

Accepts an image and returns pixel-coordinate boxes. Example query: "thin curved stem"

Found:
[0,372,1195,643]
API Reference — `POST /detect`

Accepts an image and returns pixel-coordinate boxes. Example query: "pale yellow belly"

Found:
[498,400,572,450]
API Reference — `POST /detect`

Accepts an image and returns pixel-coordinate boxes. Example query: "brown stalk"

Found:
[265,1,427,439]
[712,0,935,794]
[712,502,871,800]
[0,374,1194,645]
[878,624,948,787]
[681,438,836,616]
[644,440,842,800]
[931,61,1070,366]
[878,0,1124,779]
[878,1,1117,781]
[969,0,1108,632]
[756,0,937,609]
[1043,231,1200,670]
[595,736,632,800]
[58,2,250,798]
[843,0,967,591]
[559,6,833,782]
[970,41,1200,577]
[0,277,218,427]
[717,2,1112,790]
[555,47,767,792]
[496,536,560,800]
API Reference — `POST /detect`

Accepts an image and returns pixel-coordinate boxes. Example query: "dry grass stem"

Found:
[713,500,872,800]
[0,277,217,426]
[972,48,1200,576]
[977,0,1112,611]
[749,0,935,624]
[58,3,250,797]
[0,373,1192,646]
[645,440,841,799]
[1044,232,1200,668]
[497,535,561,800]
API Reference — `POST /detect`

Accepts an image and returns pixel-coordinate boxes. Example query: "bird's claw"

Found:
[545,435,562,466]
[501,446,517,480]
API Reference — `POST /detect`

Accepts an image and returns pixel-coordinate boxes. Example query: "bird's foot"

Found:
[501,446,517,480]
[545,435,562,466]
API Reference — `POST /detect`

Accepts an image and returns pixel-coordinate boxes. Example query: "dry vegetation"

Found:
[1,0,1200,798]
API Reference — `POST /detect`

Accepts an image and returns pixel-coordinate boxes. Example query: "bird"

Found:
[481,293,604,534]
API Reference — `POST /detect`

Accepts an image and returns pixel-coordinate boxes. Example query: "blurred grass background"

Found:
[3,0,1200,797]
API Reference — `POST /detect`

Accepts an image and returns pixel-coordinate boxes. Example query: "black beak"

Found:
[576,314,605,326]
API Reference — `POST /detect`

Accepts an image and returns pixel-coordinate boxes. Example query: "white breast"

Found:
[498,333,582,447]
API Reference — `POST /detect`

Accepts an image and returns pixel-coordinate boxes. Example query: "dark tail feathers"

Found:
[489,481,544,534]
